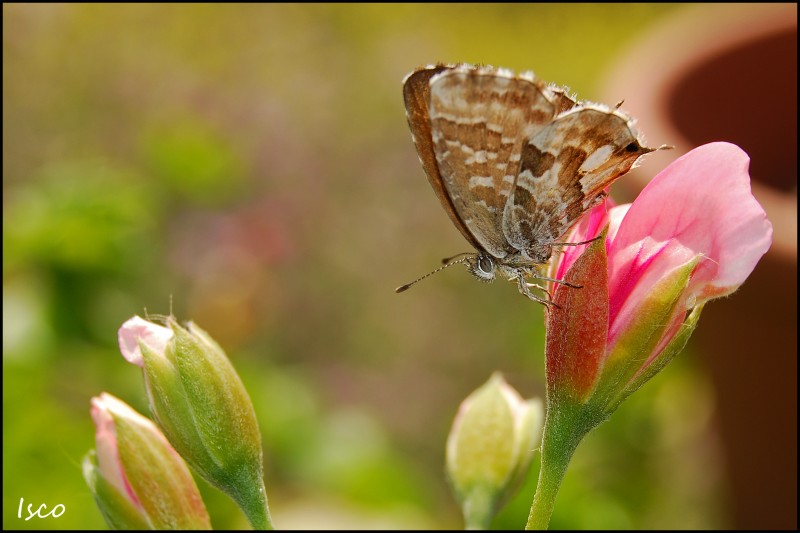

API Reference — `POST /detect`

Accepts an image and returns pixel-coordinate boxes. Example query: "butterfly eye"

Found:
[625,142,639,152]
[478,256,495,274]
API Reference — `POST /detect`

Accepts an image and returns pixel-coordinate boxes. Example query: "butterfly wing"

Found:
[548,86,579,115]
[502,106,653,261]
[424,66,557,258]
[403,66,485,252]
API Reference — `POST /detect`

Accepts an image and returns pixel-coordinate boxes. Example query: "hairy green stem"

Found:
[231,468,273,530]
[462,488,495,530]
[525,400,589,530]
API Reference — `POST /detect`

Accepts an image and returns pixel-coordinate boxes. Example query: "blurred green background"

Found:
[3,4,795,530]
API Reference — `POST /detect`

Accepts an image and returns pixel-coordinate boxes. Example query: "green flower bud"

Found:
[83,393,211,529]
[446,373,543,529]
[118,316,272,530]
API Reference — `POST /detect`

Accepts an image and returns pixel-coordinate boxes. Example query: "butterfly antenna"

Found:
[395,257,471,293]
[440,252,473,265]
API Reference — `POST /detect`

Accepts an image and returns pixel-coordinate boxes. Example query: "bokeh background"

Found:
[3,4,796,530]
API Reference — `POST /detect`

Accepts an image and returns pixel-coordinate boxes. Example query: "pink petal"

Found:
[604,204,630,250]
[606,142,772,332]
[117,316,173,367]
[91,394,142,508]
[552,200,612,282]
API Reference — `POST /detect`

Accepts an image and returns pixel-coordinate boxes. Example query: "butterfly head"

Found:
[467,254,497,282]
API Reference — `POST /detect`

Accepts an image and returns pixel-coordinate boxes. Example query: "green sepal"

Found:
[139,339,224,483]
[168,320,262,475]
[546,228,610,405]
[606,303,705,413]
[590,256,699,413]
[83,451,152,530]
[168,320,271,529]
[113,410,212,529]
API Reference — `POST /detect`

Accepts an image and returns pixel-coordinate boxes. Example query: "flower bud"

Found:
[118,316,272,530]
[446,373,543,529]
[83,393,210,529]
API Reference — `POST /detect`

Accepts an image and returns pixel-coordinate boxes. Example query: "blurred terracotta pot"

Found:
[600,4,797,529]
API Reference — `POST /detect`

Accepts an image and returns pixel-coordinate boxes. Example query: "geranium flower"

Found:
[527,142,772,529]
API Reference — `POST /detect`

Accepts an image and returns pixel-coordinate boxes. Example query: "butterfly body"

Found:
[401,64,656,303]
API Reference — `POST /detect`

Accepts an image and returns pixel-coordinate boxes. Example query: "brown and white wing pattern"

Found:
[426,66,556,259]
[502,106,653,262]
[403,65,482,250]
[403,62,656,281]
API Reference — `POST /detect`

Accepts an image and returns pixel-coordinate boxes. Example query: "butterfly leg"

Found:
[526,281,554,298]
[550,234,603,249]
[531,274,583,289]
[526,281,565,310]
[515,275,560,308]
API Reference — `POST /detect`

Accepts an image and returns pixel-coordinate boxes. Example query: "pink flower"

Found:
[546,142,772,409]
[527,142,772,531]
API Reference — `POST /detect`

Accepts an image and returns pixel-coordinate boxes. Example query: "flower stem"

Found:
[525,400,587,530]
[243,486,273,531]
[462,488,495,530]
[231,468,274,530]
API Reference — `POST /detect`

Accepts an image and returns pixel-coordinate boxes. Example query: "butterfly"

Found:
[396,63,658,305]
